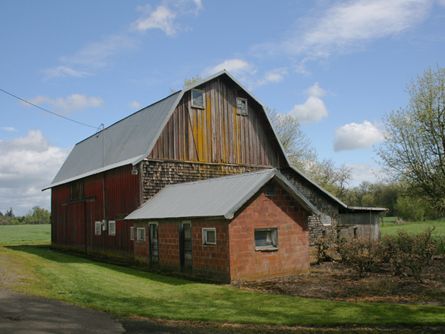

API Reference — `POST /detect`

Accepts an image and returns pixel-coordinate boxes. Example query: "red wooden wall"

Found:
[51,165,140,257]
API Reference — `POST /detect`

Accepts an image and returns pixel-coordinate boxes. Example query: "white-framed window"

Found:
[202,228,216,245]
[191,89,205,109]
[236,97,248,116]
[130,226,135,241]
[254,228,278,250]
[136,227,146,241]
[94,221,102,236]
[108,220,116,236]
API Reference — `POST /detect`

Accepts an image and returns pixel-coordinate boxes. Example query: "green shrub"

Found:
[338,238,381,277]
[380,229,436,280]
[339,228,437,280]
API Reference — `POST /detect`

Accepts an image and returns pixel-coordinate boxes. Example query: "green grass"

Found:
[0,224,50,245]
[381,219,445,237]
[1,224,445,326]
[2,245,444,326]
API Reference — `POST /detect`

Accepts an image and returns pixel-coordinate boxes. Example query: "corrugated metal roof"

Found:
[125,169,318,220]
[47,91,181,188]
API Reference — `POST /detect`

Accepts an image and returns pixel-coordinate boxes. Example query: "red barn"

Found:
[45,71,385,282]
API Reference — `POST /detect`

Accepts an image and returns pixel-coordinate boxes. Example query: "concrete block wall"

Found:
[229,181,310,282]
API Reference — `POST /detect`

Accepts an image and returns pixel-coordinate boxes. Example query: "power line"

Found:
[0,87,99,130]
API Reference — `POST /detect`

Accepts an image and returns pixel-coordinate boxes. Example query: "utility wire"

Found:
[0,87,100,130]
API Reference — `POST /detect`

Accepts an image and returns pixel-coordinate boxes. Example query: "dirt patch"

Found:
[241,258,445,305]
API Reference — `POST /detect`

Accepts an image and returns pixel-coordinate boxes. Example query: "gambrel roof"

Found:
[45,71,384,213]
[125,169,319,220]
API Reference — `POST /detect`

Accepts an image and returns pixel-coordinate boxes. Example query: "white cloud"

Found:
[347,163,386,186]
[0,130,68,215]
[1,127,16,132]
[266,0,433,58]
[44,34,136,79]
[27,94,103,114]
[133,0,204,35]
[334,120,385,151]
[256,68,288,86]
[43,66,89,79]
[130,100,142,109]
[204,58,254,77]
[289,83,328,122]
[45,1,203,78]
[133,5,177,35]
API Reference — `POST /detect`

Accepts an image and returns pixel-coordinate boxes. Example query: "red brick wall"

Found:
[229,183,310,281]
[158,222,180,270]
[191,220,230,282]
[132,220,230,281]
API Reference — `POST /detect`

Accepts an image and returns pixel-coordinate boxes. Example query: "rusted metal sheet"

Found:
[149,77,283,167]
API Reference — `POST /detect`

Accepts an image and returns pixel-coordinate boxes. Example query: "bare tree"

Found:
[266,107,316,170]
[378,67,445,211]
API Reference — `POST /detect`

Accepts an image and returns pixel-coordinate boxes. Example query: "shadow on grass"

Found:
[5,244,191,286]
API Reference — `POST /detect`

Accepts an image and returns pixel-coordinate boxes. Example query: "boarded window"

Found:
[108,220,116,236]
[236,97,248,116]
[94,221,102,236]
[70,181,84,201]
[191,89,205,108]
[136,227,146,241]
[130,226,135,241]
[202,228,216,245]
[254,228,278,250]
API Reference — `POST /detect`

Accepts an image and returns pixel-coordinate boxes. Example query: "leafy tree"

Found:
[24,207,51,225]
[5,208,14,217]
[378,67,445,212]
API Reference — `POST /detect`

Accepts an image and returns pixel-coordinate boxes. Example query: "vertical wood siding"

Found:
[150,77,284,167]
[51,165,140,256]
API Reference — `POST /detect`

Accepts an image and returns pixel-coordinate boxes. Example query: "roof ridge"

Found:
[162,168,276,189]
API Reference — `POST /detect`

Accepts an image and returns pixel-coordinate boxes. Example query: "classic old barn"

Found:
[45,71,385,282]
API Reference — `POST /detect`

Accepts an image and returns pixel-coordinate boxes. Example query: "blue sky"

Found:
[1,0,444,214]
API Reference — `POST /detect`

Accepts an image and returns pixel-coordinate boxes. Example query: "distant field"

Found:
[0,224,50,245]
[381,219,445,237]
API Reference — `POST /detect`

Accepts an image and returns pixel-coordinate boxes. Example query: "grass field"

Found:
[381,219,445,237]
[0,224,445,326]
[0,224,50,245]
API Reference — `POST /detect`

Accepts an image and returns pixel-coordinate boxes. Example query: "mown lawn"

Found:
[381,219,445,237]
[0,224,50,245]
[1,224,445,326]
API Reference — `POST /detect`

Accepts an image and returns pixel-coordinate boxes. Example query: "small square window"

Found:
[254,228,278,250]
[130,226,135,241]
[191,89,205,109]
[108,220,116,236]
[95,221,102,236]
[236,97,248,116]
[202,228,216,245]
[136,227,146,241]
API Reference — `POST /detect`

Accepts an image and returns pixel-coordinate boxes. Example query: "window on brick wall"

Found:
[136,227,146,241]
[202,228,216,245]
[254,228,278,250]
[95,221,102,236]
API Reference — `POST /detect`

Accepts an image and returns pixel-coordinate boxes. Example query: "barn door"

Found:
[149,223,159,265]
[179,221,192,271]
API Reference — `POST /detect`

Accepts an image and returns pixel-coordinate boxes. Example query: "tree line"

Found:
[0,207,50,225]
[268,67,445,221]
